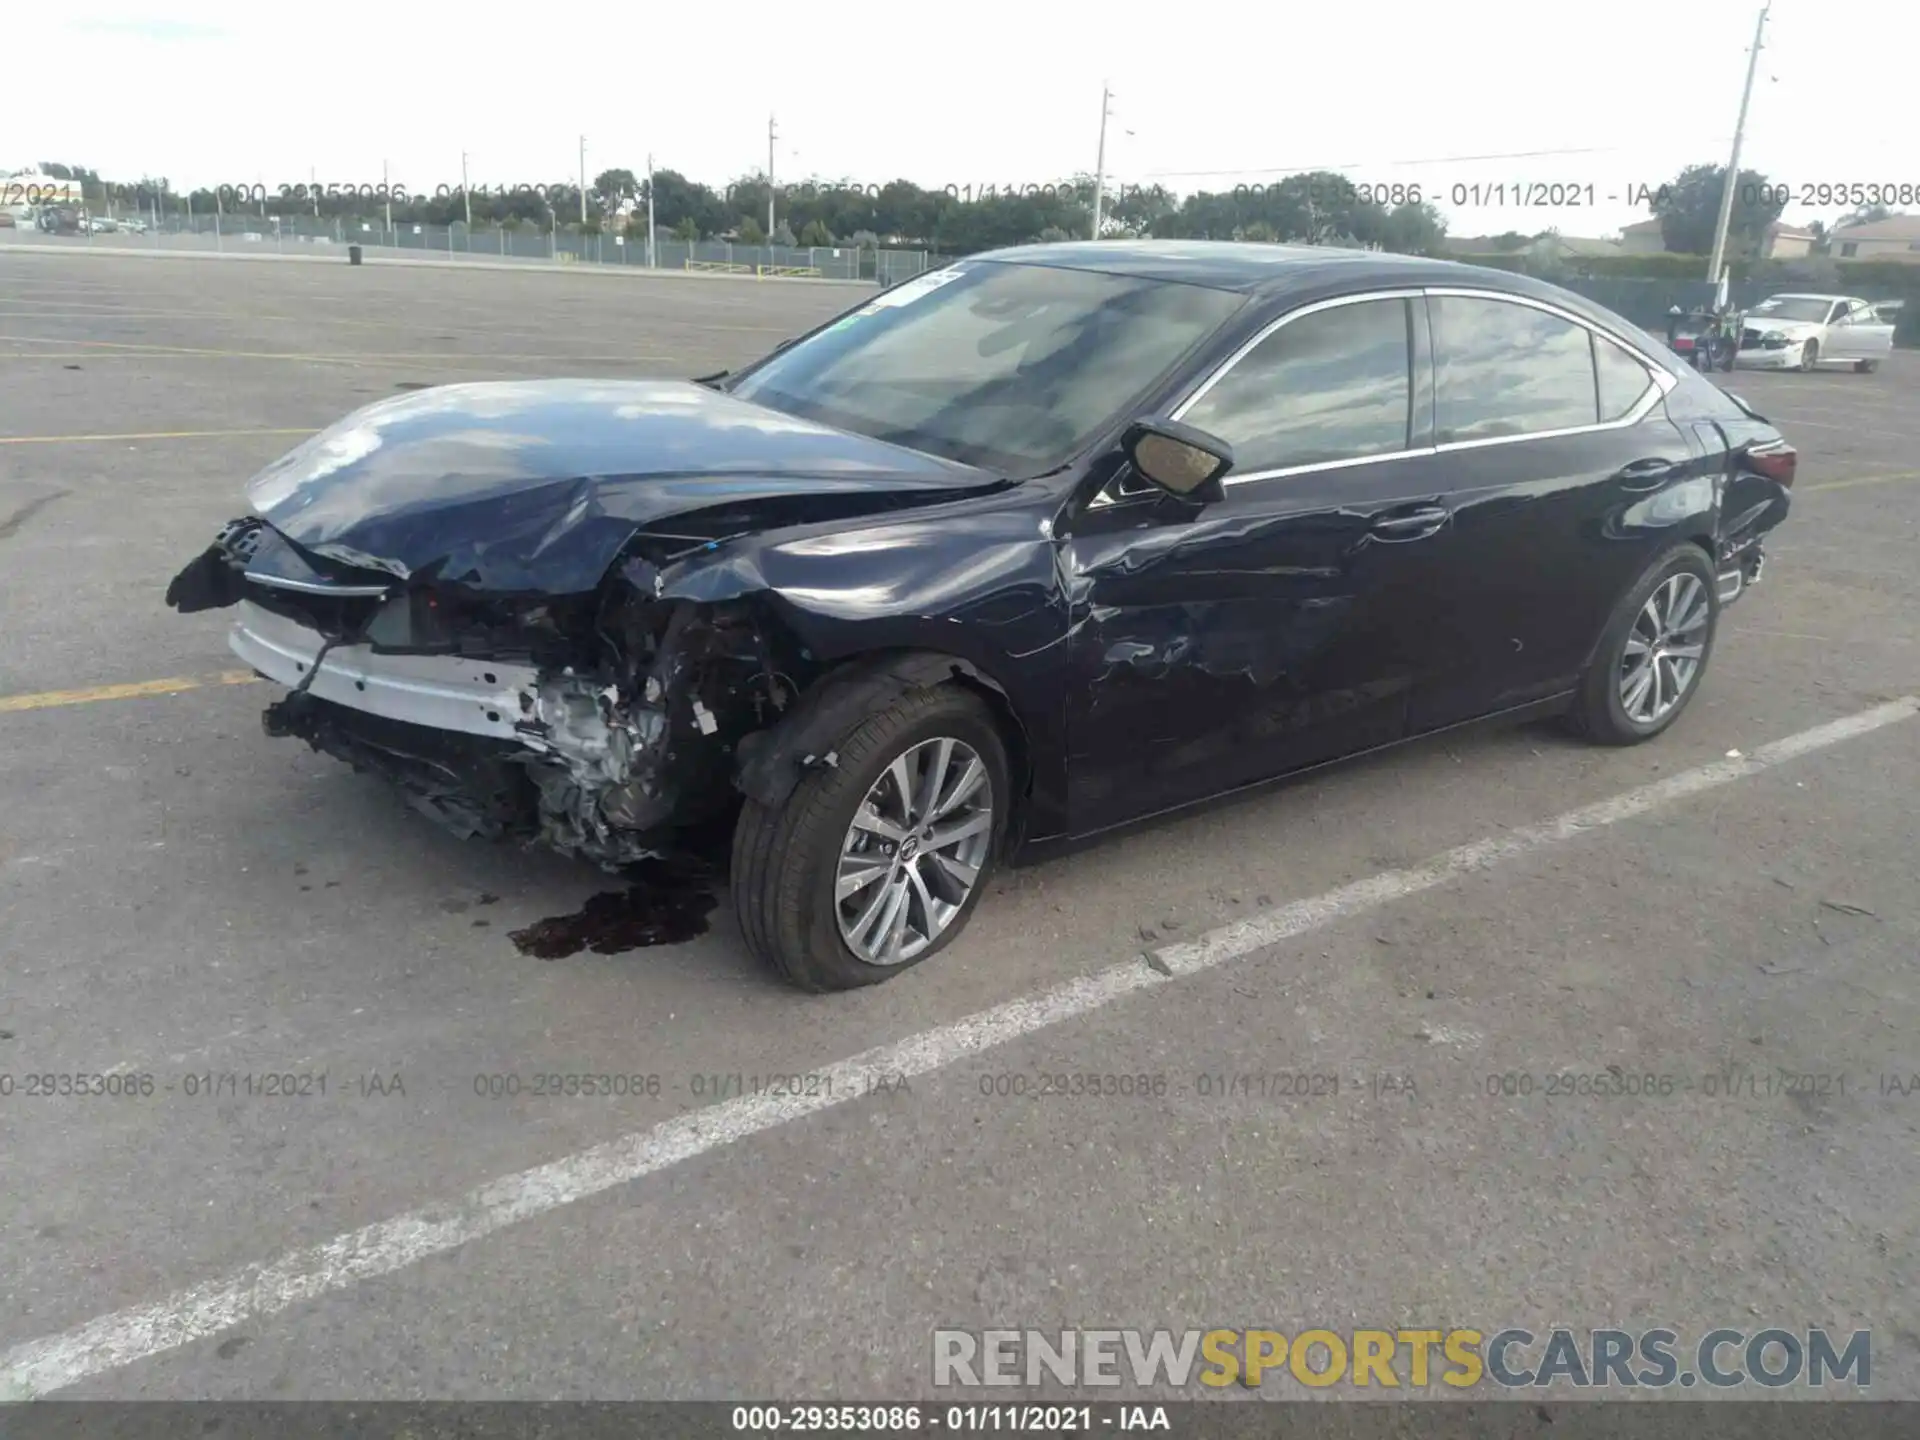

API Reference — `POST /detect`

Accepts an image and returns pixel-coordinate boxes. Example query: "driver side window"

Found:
[1178,297,1415,476]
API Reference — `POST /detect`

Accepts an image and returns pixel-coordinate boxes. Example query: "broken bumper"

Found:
[231,601,539,741]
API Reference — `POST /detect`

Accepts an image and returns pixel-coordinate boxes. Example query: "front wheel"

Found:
[1566,546,1719,746]
[1798,339,1820,372]
[731,684,1009,991]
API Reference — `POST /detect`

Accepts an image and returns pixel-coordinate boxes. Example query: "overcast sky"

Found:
[10,0,1914,236]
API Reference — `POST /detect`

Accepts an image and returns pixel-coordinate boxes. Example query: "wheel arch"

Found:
[733,647,1036,852]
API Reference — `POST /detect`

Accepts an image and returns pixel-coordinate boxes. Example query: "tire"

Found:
[731,683,1010,992]
[1565,545,1719,746]
[1855,359,1878,374]
[1798,339,1820,372]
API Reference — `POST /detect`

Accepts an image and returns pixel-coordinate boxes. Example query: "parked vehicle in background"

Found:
[119,216,150,234]
[34,205,83,235]
[1737,294,1895,373]
[1665,304,1741,372]
[0,211,15,227]
[167,242,1797,991]
[83,214,117,233]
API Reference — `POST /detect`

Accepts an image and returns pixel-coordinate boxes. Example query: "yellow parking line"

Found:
[0,671,259,715]
[0,427,316,445]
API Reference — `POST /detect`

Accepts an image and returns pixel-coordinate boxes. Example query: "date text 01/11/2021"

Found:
[728,1405,1171,1432]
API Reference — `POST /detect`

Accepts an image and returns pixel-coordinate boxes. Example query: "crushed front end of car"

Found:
[162,378,1007,868]
[170,517,805,868]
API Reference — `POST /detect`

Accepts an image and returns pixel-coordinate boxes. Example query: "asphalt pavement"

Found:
[1,249,1916,1406]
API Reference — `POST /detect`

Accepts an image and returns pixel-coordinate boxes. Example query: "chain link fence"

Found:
[63,211,933,283]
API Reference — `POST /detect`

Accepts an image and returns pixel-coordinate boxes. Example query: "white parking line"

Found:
[1,696,1914,1399]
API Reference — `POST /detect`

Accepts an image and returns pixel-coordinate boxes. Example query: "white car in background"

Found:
[1737,294,1895,373]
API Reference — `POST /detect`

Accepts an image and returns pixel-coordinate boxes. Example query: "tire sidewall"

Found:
[1595,548,1719,740]
[798,696,1011,983]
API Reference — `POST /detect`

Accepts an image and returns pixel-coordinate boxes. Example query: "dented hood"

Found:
[244,379,1001,594]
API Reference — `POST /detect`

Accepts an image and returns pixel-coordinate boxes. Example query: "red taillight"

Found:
[1746,439,1797,490]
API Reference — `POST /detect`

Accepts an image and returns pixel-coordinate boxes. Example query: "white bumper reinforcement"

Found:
[228,600,541,741]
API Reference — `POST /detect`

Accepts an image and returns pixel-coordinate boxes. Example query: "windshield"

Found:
[727,260,1245,474]
[1752,297,1836,324]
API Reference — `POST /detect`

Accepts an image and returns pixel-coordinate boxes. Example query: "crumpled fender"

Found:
[732,651,1007,811]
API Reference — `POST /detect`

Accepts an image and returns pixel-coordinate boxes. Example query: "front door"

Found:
[1059,291,1464,834]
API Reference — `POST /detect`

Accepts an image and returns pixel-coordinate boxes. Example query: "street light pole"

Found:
[461,151,471,227]
[382,158,392,235]
[1091,83,1112,241]
[1707,1,1771,286]
[646,152,657,268]
[768,114,778,240]
[579,135,588,227]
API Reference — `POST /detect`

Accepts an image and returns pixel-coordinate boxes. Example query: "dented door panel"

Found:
[1060,457,1462,835]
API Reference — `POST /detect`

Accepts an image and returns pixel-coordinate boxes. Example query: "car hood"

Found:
[1745,315,1823,335]
[244,379,1005,594]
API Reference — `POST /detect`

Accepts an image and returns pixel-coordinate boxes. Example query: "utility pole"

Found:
[1091,84,1112,241]
[461,151,471,227]
[646,152,657,268]
[768,114,778,239]
[382,158,392,235]
[1707,2,1770,286]
[579,135,588,226]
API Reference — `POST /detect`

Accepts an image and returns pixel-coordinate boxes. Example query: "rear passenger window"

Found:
[1594,335,1656,422]
[1181,297,1412,474]
[1430,296,1598,443]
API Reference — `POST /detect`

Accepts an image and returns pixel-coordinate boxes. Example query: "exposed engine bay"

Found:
[171,517,807,869]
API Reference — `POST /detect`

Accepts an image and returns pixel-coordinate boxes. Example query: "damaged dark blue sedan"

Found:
[167,241,1795,990]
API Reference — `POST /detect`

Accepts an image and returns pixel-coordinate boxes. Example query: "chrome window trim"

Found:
[1418,286,1680,395]
[1171,287,1428,421]
[1093,283,1676,504]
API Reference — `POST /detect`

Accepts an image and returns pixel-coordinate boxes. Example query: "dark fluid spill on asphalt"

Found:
[508,856,719,959]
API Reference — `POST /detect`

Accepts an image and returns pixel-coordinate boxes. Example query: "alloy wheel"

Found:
[1619,573,1709,726]
[835,736,994,965]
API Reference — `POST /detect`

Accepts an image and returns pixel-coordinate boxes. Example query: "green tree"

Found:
[1649,163,1784,256]
[592,168,639,219]
[672,215,700,242]
[738,215,767,244]
[798,218,834,246]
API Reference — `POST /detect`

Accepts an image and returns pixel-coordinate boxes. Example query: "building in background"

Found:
[1829,215,1920,263]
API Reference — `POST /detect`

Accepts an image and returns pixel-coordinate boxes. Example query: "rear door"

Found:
[1407,290,1700,732]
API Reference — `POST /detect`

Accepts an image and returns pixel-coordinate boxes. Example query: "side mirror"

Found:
[1121,419,1234,503]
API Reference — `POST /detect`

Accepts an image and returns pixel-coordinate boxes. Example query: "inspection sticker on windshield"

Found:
[864,266,969,310]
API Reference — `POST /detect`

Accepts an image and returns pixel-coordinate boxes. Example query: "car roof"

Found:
[969,238,1539,296]
[961,239,1682,360]
[1761,292,1848,302]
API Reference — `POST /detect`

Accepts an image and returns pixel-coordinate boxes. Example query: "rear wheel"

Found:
[731,684,1009,991]
[1855,358,1878,374]
[1566,546,1718,746]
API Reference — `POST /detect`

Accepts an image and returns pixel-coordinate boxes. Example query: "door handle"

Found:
[1369,504,1450,541]
[1616,457,1679,492]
